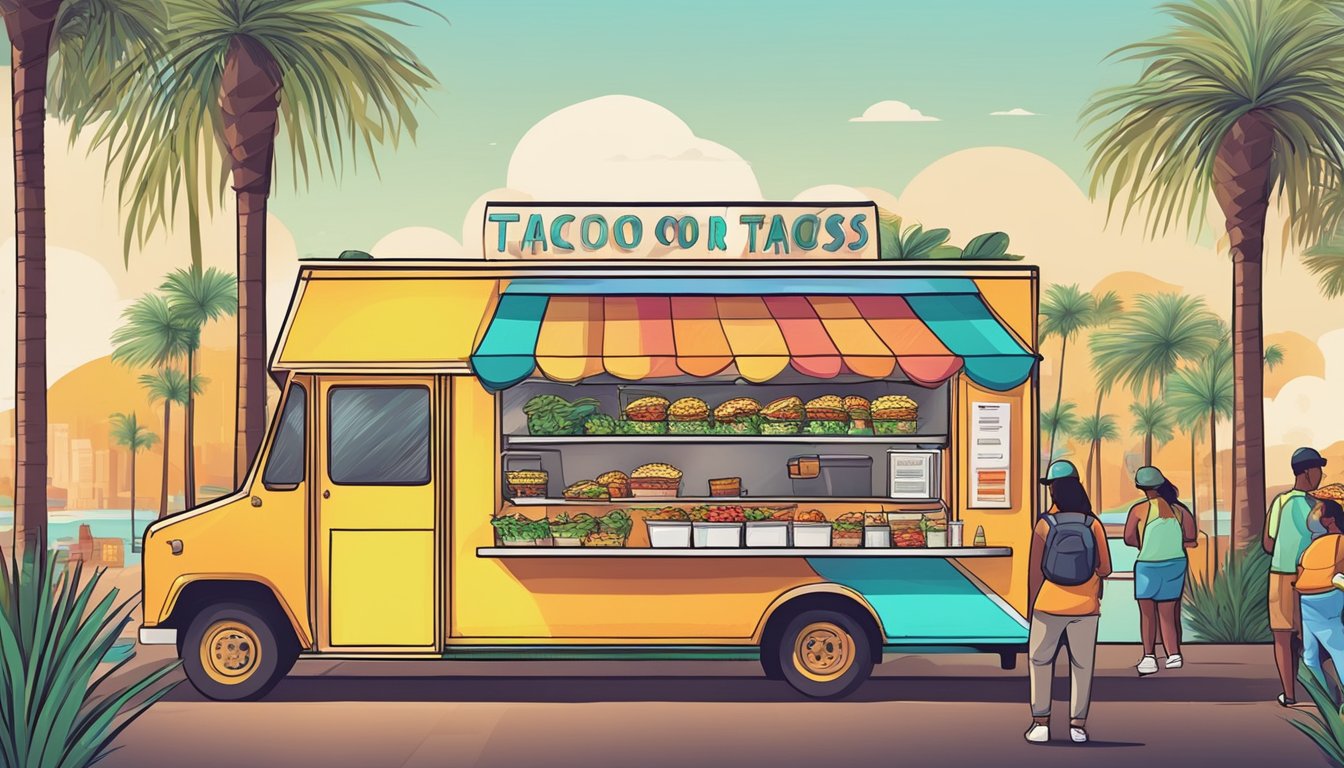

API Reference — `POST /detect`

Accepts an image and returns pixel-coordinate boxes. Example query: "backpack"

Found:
[1042,512,1099,587]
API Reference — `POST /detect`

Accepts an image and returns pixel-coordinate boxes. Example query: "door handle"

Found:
[250,496,262,508]
[323,489,331,499]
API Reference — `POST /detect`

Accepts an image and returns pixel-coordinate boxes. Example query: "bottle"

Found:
[973,525,987,548]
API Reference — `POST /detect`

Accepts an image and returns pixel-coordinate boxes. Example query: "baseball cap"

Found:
[1292,447,1328,475]
[1039,459,1079,485]
[1135,466,1166,489]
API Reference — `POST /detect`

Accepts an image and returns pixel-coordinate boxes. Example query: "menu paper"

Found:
[970,402,1011,508]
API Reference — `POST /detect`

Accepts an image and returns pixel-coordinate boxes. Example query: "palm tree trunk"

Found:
[1145,433,1153,466]
[5,0,60,563]
[129,449,137,549]
[1189,429,1197,517]
[1047,335,1068,463]
[220,36,282,484]
[159,398,171,519]
[1213,112,1272,553]
[185,348,196,507]
[1084,437,1096,497]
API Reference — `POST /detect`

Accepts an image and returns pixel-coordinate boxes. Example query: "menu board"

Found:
[970,402,1011,508]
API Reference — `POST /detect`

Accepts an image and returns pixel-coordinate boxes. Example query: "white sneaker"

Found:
[1165,654,1183,669]
[1025,723,1050,744]
[1071,727,1088,743]
[1137,655,1159,676]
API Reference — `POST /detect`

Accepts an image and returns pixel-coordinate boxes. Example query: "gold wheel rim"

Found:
[199,621,262,685]
[792,621,855,682]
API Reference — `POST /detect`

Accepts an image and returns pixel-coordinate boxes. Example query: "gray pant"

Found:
[1028,612,1099,722]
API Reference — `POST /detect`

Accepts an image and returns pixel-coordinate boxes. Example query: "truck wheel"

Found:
[181,602,297,701]
[760,645,785,680]
[774,609,874,699]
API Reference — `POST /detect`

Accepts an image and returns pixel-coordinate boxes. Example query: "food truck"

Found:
[139,202,1041,701]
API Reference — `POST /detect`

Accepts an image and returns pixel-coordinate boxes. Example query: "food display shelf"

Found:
[505,435,948,445]
[477,547,1012,558]
[505,496,945,507]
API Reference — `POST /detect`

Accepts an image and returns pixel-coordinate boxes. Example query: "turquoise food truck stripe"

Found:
[501,276,980,296]
[806,558,1029,644]
[469,293,548,390]
[904,293,1036,391]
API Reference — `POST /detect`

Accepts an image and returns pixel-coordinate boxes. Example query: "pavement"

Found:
[102,644,1332,768]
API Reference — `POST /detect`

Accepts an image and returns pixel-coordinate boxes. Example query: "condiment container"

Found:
[948,521,964,547]
[973,525,987,547]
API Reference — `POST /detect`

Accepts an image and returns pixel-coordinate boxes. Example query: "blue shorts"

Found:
[1135,558,1187,602]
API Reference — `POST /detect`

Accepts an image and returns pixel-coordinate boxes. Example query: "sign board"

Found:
[970,401,1011,509]
[482,202,880,260]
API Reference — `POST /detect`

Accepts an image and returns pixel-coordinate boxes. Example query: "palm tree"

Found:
[112,293,197,374]
[1040,284,1097,464]
[1084,290,1125,504]
[1041,401,1080,464]
[139,368,196,519]
[160,266,237,506]
[1083,0,1344,552]
[109,412,158,552]
[1130,399,1175,466]
[1072,413,1120,501]
[1170,339,1234,570]
[1,0,162,560]
[90,0,439,484]
[1089,293,1222,400]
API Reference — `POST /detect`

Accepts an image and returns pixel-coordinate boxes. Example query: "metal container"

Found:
[646,520,692,548]
[864,526,891,548]
[789,454,873,497]
[792,522,832,547]
[947,521,965,548]
[693,522,744,548]
[503,449,565,498]
[745,521,790,548]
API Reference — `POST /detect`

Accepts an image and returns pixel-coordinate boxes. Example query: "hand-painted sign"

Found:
[482,202,879,259]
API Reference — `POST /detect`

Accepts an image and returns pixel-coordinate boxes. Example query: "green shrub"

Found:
[1292,665,1344,766]
[1182,545,1271,643]
[0,554,178,768]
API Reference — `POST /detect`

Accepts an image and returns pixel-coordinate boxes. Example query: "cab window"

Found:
[328,386,430,485]
[263,383,306,489]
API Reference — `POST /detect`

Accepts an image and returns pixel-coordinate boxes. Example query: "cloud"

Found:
[0,246,126,411]
[1264,328,1344,450]
[849,101,940,123]
[369,226,466,259]
[507,95,761,200]
[991,107,1037,117]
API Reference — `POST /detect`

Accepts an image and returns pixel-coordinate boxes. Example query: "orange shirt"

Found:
[1032,516,1113,616]
[1296,534,1344,595]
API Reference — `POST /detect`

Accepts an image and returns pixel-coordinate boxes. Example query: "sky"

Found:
[271,0,1165,257]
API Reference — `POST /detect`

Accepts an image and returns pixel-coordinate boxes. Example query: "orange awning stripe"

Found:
[513,294,973,386]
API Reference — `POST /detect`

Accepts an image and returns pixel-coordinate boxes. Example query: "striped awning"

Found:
[470,278,1036,392]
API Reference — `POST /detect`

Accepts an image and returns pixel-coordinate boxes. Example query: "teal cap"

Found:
[1040,460,1078,485]
[1135,465,1166,489]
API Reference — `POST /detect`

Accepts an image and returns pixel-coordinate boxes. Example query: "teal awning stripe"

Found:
[905,293,1035,391]
[470,294,548,390]
[503,277,979,296]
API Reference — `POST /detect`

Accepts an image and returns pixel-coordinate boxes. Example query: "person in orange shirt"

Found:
[1025,475,1112,745]
[1295,497,1344,700]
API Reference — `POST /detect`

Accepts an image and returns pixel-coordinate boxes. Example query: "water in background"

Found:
[0,509,156,567]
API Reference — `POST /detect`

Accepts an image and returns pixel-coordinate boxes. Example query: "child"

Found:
[1294,495,1344,700]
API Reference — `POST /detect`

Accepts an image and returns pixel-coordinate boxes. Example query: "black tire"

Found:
[760,639,785,680]
[180,601,297,701]
[773,609,874,699]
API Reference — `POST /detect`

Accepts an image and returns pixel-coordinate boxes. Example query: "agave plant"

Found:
[1182,546,1271,643]
[1293,664,1344,765]
[0,554,178,768]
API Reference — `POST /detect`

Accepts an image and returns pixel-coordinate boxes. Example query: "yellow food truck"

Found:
[139,202,1041,700]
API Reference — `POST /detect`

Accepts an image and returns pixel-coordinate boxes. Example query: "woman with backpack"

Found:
[1026,470,1112,745]
[1124,467,1198,676]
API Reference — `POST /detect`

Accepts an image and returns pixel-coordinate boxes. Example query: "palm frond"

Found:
[48,0,166,129]
[1130,398,1176,446]
[1088,292,1222,395]
[161,265,238,327]
[1183,545,1271,642]
[110,293,197,368]
[138,368,193,406]
[1083,0,1344,247]
[109,412,159,452]
[1040,283,1097,342]
[1264,342,1286,370]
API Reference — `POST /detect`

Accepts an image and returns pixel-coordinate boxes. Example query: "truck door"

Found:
[315,376,438,650]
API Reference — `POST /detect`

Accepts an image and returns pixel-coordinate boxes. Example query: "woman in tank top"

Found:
[1124,466,1197,676]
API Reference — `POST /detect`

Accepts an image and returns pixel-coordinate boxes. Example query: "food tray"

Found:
[693,522,744,548]
[792,522,832,547]
[646,520,693,548]
[745,521,789,548]
[864,526,892,548]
